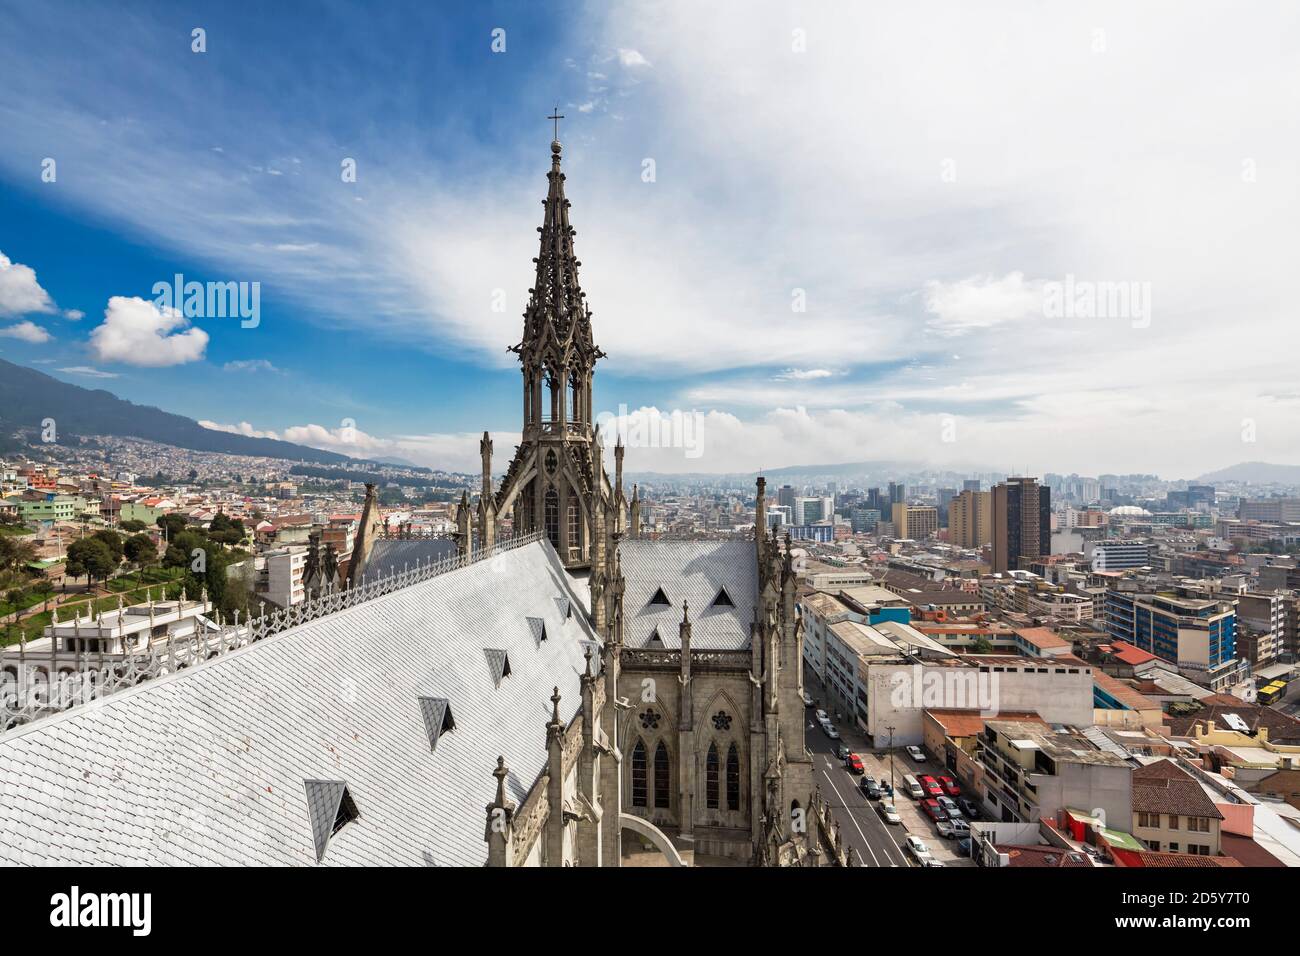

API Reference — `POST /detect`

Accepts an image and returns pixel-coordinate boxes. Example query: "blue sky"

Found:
[2,1,1299,476]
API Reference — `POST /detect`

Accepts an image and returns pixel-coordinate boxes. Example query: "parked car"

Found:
[936,820,958,839]
[948,819,970,837]
[919,775,943,798]
[802,692,814,708]
[845,753,864,775]
[938,775,960,798]
[902,774,924,799]
[937,795,962,819]
[862,777,881,799]
[958,797,980,819]
[876,801,901,825]
[956,837,972,857]
[823,724,840,740]
[906,745,926,763]
[835,743,851,760]
[815,709,828,722]
[921,858,946,867]
[905,835,934,865]
[921,799,948,823]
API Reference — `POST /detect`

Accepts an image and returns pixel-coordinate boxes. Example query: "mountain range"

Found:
[0,358,351,465]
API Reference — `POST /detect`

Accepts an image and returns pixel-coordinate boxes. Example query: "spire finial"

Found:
[493,756,509,807]
[548,105,564,145]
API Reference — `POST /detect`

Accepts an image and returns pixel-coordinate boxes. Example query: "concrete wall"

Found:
[866,661,1095,746]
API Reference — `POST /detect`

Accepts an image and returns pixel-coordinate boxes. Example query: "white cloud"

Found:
[0,252,56,317]
[923,272,1043,336]
[223,358,279,373]
[774,368,836,381]
[89,296,209,366]
[58,366,119,379]
[616,48,650,68]
[199,420,279,439]
[63,309,84,320]
[0,320,51,343]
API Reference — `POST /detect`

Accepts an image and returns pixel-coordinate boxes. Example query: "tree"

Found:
[157,514,188,541]
[119,518,147,533]
[91,529,124,563]
[65,537,116,587]
[31,579,55,612]
[124,533,158,572]
[972,636,993,654]
[188,468,199,482]
[0,536,37,574]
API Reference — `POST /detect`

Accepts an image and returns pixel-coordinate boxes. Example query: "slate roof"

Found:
[0,540,598,866]
[359,538,459,582]
[619,540,758,649]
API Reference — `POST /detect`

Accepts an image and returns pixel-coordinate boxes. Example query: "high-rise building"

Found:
[890,502,938,540]
[1239,498,1300,523]
[962,479,981,493]
[991,477,1051,572]
[948,489,992,549]
[777,484,796,513]
[888,482,906,506]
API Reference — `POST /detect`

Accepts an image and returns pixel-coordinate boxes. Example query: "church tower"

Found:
[494,131,612,569]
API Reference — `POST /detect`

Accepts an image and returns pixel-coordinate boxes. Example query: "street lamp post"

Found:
[885,724,896,793]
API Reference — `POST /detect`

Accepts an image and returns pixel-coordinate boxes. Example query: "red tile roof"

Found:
[1101,640,1157,666]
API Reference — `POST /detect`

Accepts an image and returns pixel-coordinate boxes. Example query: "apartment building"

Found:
[1085,540,1150,572]
[890,502,939,540]
[948,489,993,548]
[975,719,1132,827]
[992,477,1051,572]
[1131,759,1224,856]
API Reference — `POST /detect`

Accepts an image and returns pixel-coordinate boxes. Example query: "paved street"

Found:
[804,672,975,868]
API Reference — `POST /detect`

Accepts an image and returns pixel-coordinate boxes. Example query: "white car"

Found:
[876,801,901,825]
[936,820,961,839]
[922,858,946,867]
[937,796,962,820]
[823,724,841,740]
[906,745,926,763]
[815,709,828,722]
[802,692,814,708]
[905,835,932,864]
[948,819,970,837]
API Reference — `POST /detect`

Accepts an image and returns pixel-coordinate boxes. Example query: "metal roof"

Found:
[0,540,598,866]
[618,540,759,649]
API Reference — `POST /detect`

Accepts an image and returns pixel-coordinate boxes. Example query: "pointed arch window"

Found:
[631,739,648,808]
[705,742,720,809]
[654,741,671,809]
[544,487,559,551]
[726,743,741,811]
[567,499,580,558]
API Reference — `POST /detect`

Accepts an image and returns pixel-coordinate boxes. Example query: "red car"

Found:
[919,775,943,798]
[938,775,960,797]
[845,753,864,775]
[921,798,949,823]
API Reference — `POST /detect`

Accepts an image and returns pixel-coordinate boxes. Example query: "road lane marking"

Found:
[819,766,880,867]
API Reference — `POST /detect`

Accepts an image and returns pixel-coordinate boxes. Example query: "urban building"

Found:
[991,477,1050,573]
